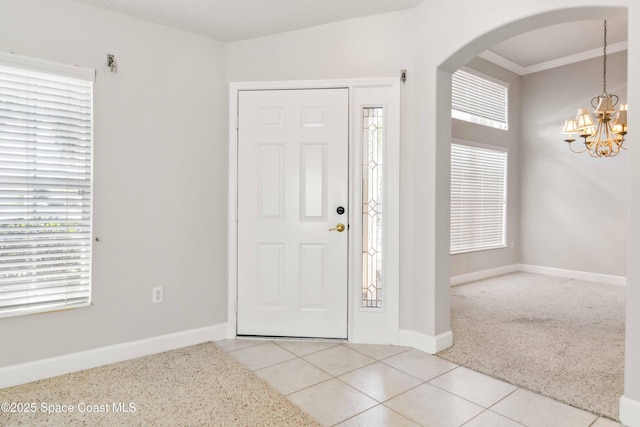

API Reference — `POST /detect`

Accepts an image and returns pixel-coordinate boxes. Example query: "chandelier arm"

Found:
[607,121,623,153]
[609,138,621,156]
[612,144,621,156]
[567,141,588,154]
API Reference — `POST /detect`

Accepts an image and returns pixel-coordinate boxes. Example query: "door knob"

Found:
[329,223,345,232]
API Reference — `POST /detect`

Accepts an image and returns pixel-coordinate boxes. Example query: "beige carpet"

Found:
[0,342,319,426]
[438,272,625,421]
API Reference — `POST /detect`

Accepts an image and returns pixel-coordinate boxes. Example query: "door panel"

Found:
[237,88,349,338]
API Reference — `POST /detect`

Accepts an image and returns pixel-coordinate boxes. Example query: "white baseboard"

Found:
[620,395,640,426]
[520,264,626,286]
[399,329,453,354]
[226,322,237,339]
[450,264,520,286]
[0,323,228,389]
[451,263,626,287]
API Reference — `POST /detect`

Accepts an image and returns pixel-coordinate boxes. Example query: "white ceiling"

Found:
[72,0,423,42]
[71,1,628,74]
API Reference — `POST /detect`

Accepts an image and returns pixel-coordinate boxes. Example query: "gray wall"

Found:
[451,52,628,280]
[0,0,229,366]
[451,57,521,277]
[520,51,628,277]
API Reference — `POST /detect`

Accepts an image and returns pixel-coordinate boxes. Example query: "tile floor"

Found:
[216,339,622,427]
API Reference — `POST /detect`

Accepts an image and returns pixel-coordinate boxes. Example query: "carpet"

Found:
[438,272,625,421]
[0,342,319,426]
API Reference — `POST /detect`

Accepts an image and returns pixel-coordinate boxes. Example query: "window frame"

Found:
[0,51,95,319]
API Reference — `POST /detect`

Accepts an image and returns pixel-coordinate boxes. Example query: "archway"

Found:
[432,5,632,423]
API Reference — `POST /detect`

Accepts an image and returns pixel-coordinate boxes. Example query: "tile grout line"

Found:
[229,340,300,371]
[298,345,378,377]
[332,369,426,404]
[481,388,531,427]
[486,385,608,426]
[458,408,527,427]
[379,358,459,383]
[343,343,414,360]
[329,403,417,427]
[271,340,342,357]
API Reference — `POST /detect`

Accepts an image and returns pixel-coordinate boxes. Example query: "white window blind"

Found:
[452,69,508,130]
[0,52,94,318]
[451,143,507,254]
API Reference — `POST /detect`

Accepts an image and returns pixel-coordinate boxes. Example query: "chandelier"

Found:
[561,20,628,157]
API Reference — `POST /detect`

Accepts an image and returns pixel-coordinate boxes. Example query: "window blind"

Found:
[451,143,507,254]
[452,69,508,130]
[0,53,94,318]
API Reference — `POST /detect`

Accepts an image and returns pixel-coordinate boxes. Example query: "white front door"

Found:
[237,88,349,338]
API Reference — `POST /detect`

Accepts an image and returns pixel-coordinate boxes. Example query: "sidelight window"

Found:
[361,107,384,308]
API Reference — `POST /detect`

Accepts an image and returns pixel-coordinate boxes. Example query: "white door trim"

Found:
[228,78,400,343]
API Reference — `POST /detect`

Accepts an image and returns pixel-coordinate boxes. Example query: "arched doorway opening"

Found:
[432,5,630,422]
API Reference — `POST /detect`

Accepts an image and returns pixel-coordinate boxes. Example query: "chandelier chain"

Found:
[602,20,607,95]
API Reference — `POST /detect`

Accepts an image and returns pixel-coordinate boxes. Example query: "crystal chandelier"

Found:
[561,20,628,157]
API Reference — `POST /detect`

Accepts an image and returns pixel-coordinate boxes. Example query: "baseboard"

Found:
[226,322,237,339]
[0,323,228,389]
[450,264,520,286]
[399,329,452,354]
[520,264,626,286]
[620,395,640,426]
[451,263,626,287]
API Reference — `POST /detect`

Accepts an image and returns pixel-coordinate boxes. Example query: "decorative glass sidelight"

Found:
[362,107,384,308]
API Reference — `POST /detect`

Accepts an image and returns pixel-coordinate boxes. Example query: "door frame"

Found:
[227,78,400,344]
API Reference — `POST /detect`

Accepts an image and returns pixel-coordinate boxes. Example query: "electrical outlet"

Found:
[152,287,163,303]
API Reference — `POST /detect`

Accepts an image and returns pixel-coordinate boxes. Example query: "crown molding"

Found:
[480,41,628,76]
[478,50,525,75]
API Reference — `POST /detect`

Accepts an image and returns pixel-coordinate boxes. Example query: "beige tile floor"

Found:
[216,339,623,427]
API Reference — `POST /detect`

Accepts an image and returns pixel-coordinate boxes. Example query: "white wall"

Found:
[451,57,521,277]
[226,11,413,82]
[521,52,627,277]
[0,0,228,366]
[626,5,640,416]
